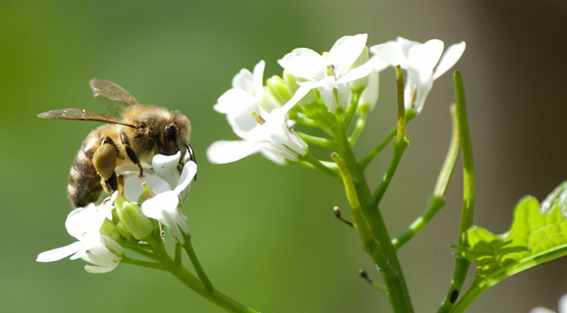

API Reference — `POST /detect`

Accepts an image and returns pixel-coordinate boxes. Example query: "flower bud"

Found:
[116,222,134,239]
[99,219,121,242]
[115,196,153,240]
[358,68,379,112]
[541,181,567,215]
[349,46,370,91]
[267,75,292,104]
[283,70,299,93]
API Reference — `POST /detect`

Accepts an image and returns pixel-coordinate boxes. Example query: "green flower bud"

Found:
[283,70,299,93]
[115,196,153,240]
[267,75,292,104]
[100,219,121,242]
[349,46,370,91]
[117,222,134,239]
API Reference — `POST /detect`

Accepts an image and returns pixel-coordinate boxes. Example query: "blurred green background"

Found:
[2,0,567,312]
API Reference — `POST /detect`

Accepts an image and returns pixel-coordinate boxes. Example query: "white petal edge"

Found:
[153,152,182,189]
[278,48,327,82]
[142,191,179,220]
[408,39,444,73]
[123,174,172,203]
[327,34,368,77]
[206,140,261,164]
[433,41,466,80]
[370,42,409,68]
[253,60,266,100]
[36,241,83,262]
[530,307,555,313]
[559,294,567,313]
[231,68,254,93]
[85,262,119,274]
[173,161,197,195]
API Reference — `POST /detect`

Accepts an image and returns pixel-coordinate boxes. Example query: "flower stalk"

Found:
[437,71,475,313]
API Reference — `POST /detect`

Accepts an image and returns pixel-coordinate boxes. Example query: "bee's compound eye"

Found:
[165,124,180,155]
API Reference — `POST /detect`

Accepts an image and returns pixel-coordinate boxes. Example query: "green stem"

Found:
[438,71,475,313]
[299,153,342,182]
[393,104,461,250]
[360,112,416,169]
[183,235,214,292]
[334,113,414,313]
[396,66,406,140]
[145,236,259,313]
[392,196,446,250]
[119,240,160,261]
[344,90,361,128]
[122,255,166,270]
[298,132,335,148]
[371,137,409,207]
[175,243,182,264]
[348,107,368,146]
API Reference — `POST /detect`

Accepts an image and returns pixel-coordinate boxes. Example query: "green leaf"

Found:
[457,194,567,281]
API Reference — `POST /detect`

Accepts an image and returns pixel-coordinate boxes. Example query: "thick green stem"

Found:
[438,71,475,313]
[334,114,414,313]
[393,104,461,250]
[183,235,214,292]
[145,237,259,313]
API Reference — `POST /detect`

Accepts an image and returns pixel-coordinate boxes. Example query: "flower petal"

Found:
[153,152,182,189]
[327,34,368,77]
[370,41,409,68]
[253,60,266,101]
[214,88,257,115]
[278,48,327,82]
[173,161,197,195]
[36,241,83,262]
[206,140,260,164]
[259,149,286,165]
[433,41,466,80]
[231,68,254,92]
[408,39,444,73]
[84,262,119,274]
[123,174,172,203]
[530,308,555,313]
[66,203,105,239]
[142,191,178,220]
[560,294,567,313]
[396,37,421,58]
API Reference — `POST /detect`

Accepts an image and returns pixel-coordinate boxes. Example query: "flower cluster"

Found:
[37,152,197,273]
[207,34,465,165]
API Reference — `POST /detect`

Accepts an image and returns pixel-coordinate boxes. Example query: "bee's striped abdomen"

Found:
[67,134,103,208]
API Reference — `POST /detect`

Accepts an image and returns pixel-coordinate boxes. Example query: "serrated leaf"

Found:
[457,194,567,285]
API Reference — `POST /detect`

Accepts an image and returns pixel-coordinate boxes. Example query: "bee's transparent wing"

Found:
[90,79,139,117]
[37,108,137,127]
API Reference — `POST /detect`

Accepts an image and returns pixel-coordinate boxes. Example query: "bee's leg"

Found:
[120,132,144,178]
[93,136,119,194]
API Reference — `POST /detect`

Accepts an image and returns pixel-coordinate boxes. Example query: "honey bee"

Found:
[38,79,195,208]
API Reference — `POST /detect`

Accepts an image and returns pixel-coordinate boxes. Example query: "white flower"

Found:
[214,61,279,130]
[207,107,308,165]
[371,37,466,114]
[123,151,195,203]
[36,193,123,273]
[531,294,567,313]
[123,152,196,244]
[277,34,370,112]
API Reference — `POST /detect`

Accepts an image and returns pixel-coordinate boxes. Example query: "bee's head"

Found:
[156,111,191,158]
